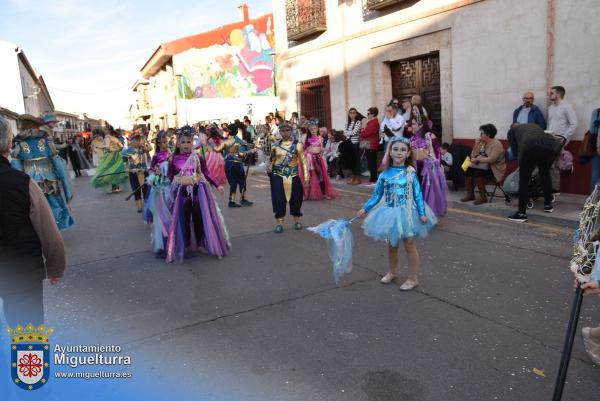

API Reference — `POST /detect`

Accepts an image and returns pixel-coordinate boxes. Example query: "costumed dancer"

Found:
[144,131,172,257]
[213,128,254,207]
[122,132,151,213]
[91,129,105,167]
[73,135,93,172]
[268,122,309,233]
[205,125,226,185]
[357,137,437,290]
[410,119,447,217]
[91,125,127,193]
[166,127,229,263]
[302,122,336,200]
[11,114,75,230]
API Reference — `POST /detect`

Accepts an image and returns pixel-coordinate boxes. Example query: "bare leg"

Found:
[388,245,399,276]
[403,239,420,281]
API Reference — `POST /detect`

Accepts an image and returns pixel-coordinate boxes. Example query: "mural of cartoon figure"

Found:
[177,16,276,99]
[235,24,274,94]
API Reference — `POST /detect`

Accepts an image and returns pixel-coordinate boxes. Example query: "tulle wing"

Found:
[308,219,354,284]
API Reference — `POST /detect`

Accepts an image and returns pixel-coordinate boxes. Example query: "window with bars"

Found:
[296,76,331,129]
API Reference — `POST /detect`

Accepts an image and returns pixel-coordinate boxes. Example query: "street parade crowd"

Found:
[1,86,600,365]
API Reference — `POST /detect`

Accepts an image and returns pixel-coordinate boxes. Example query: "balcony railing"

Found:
[365,0,405,11]
[286,0,327,42]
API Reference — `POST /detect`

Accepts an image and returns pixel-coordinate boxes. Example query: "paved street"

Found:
[49,171,598,401]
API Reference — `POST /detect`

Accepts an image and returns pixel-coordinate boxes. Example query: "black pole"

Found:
[125,183,145,201]
[552,286,584,401]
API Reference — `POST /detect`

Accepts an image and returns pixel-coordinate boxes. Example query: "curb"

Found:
[449,199,579,229]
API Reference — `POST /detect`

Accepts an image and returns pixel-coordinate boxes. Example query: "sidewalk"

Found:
[249,166,585,228]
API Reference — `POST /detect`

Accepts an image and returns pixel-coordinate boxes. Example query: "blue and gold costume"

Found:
[214,135,253,207]
[362,165,437,246]
[268,136,309,232]
[122,137,151,212]
[11,129,75,230]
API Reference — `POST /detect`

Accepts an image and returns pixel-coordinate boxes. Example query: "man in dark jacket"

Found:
[0,117,66,327]
[512,91,547,129]
[507,124,563,222]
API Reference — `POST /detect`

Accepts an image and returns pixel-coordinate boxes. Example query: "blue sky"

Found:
[0,0,273,127]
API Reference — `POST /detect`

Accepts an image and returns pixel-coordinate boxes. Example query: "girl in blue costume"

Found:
[357,137,437,290]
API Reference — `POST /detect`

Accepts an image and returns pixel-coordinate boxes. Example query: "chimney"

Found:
[238,3,249,24]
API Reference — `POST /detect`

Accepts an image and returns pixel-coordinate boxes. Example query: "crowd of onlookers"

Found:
[251,86,598,223]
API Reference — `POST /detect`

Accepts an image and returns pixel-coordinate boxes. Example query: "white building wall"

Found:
[274,0,600,142]
[148,66,177,129]
[554,0,600,133]
[0,41,25,115]
[18,58,44,117]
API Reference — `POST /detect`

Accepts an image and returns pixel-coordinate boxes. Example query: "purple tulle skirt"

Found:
[417,158,447,217]
[166,182,230,263]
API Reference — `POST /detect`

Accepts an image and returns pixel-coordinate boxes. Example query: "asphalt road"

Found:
[47,170,599,401]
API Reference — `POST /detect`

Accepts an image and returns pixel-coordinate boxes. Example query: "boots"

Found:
[460,176,475,202]
[474,177,488,205]
[135,199,143,213]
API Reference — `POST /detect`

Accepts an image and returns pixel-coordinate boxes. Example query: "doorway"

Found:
[390,51,442,137]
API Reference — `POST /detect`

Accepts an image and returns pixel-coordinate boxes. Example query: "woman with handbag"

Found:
[461,124,506,205]
[343,107,365,185]
[360,107,380,185]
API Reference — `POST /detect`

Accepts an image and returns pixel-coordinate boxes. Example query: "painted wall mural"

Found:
[176,20,275,99]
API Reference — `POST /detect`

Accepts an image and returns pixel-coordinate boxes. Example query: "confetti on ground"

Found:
[533,368,546,377]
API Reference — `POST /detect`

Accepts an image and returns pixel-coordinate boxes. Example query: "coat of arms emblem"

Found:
[8,324,53,391]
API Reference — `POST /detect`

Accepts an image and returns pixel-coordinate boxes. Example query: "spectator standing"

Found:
[548,86,578,143]
[326,131,345,180]
[360,107,381,185]
[380,103,406,148]
[411,95,429,126]
[547,85,578,192]
[507,124,563,222]
[400,99,412,128]
[243,117,256,143]
[0,117,65,326]
[319,126,329,146]
[512,91,547,129]
[343,107,365,185]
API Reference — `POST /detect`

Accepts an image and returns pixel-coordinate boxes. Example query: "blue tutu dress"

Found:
[362,165,437,246]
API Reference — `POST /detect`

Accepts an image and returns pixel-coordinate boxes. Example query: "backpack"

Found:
[556,149,574,173]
